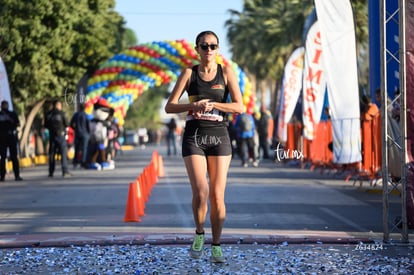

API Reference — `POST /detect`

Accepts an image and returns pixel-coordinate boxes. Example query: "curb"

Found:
[0,231,386,249]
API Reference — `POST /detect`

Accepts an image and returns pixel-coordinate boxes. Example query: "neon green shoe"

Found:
[190,233,205,259]
[211,245,226,263]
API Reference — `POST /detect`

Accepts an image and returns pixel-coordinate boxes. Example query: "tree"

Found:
[123,28,138,48]
[225,0,368,116]
[350,0,369,91]
[225,0,313,110]
[0,0,126,156]
[123,86,168,131]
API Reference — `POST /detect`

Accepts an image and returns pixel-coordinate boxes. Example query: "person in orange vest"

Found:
[361,95,379,121]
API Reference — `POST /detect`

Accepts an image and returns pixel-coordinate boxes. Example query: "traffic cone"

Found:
[143,166,153,196]
[139,173,149,203]
[152,150,159,172]
[147,163,156,186]
[151,161,158,184]
[123,182,141,222]
[136,179,145,217]
[157,155,165,177]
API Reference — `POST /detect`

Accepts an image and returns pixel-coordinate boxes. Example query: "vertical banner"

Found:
[385,0,400,100]
[368,0,381,100]
[314,0,362,163]
[0,57,13,110]
[277,47,304,142]
[302,21,327,140]
[368,0,399,102]
[405,0,414,228]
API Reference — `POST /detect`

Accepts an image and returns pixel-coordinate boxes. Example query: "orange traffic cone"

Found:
[136,179,145,217]
[139,173,149,203]
[143,166,153,196]
[152,150,159,172]
[152,161,158,184]
[150,164,156,185]
[123,182,141,222]
[157,155,165,177]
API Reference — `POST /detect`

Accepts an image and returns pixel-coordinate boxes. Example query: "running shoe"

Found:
[211,245,226,263]
[189,233,205,259]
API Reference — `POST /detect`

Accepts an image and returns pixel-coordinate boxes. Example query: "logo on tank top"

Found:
[210,84,224,90]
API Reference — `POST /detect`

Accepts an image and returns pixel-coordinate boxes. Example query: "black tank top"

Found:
[186,64,229,127]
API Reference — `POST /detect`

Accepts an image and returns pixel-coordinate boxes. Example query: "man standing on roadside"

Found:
[235,112,259,168]
[256,107,272,160]
[0,100,23,181]
[45,99,71,178]
[70,103,90,168]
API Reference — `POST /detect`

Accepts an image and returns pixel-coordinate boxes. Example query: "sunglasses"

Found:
[199,43,218,51]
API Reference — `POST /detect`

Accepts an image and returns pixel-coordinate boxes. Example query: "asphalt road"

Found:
[0,143,409,246]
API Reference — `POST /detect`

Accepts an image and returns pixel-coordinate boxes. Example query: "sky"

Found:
[114,0,243,59]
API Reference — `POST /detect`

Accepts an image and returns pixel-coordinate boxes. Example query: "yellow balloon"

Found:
[178,48,186,56]
[85,105,93,114]
[243,94,250,105]
[244,88,251,98]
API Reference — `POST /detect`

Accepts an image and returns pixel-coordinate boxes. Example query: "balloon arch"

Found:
[85,40,255,126]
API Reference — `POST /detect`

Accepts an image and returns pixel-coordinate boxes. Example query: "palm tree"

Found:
[225,0,368,114]
[350,0,369,91]
[225,0,313,110]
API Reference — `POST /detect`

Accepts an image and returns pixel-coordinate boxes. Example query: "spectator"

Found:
[165,118,177,156]
[391,89,400,122]
[255,107,272,159]
[70,103,90,168]
[235,112,258,167]
[0,100,23,181]
[44,99,71,178]
[106,115,120,161]
[361,95,379,121]
[89,118,108,169]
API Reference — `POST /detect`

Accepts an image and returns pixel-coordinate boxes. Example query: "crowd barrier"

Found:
[284,116,383,184]
[360,114,382,180]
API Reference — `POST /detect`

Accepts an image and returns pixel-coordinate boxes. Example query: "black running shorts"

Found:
[182,121,232,157]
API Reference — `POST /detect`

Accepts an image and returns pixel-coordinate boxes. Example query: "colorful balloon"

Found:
[85,40,255,125]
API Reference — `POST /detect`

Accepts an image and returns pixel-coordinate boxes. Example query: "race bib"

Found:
[188,109,223,122]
